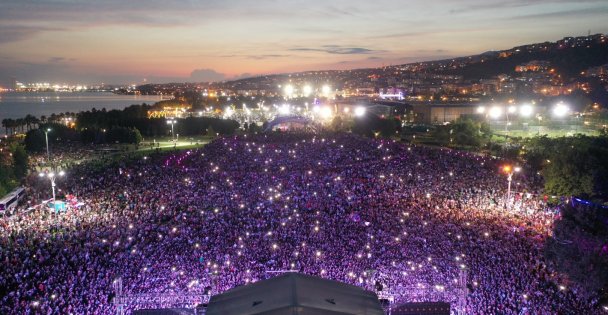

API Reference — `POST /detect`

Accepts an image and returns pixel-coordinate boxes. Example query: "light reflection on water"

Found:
[0,91,167,120]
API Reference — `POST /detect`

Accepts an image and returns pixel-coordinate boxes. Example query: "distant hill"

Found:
[438,38,608,80]
[143,34,606,91]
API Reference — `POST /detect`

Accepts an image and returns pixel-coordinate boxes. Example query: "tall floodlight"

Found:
[166,119,177,141]
[321,85,331,97]
[44,128,52,162]
[284,84,295,98]
[489,106,502,119]
[302,85,313,97]
[553,102,570,117]
[519,104,534,117]
[39,170,65,201]
[502,165,521,209]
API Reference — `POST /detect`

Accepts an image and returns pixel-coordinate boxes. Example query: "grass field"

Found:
[491,127,600,139]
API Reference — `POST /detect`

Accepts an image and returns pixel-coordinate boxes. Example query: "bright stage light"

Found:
[354,106,366,117]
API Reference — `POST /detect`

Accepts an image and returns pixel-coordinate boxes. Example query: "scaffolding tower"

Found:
[112,277,210,315]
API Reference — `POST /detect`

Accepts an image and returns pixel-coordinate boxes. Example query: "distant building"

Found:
[515,60,551,72]
[412,104,478,124]
[10,77,17,90]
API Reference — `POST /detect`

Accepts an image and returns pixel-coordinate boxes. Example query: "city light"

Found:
[223,107,234,117]
[507,106,517,114]
[476,106,486,114]
[354,106,366,117]
[553,102,570,117]
[519,104,534,117]
[488,106,502,119]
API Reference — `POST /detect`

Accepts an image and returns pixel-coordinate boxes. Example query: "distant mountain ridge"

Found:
[218,34,607,86]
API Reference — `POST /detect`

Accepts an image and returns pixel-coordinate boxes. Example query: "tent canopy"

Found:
[206,273,384,315]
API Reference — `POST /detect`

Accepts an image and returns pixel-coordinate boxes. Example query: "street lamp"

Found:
[505,106,516,135]
[44,128,51,162]
[166,119,177,141]
[39,170,65,201]
[502,165,521,208]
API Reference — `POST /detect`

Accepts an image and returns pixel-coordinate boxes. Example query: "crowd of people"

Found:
[0,132,600,314]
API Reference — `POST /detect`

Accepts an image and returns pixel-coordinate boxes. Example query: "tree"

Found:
[206,125,217,138]
[525,135,608,200]
[1,118,16,135]
[131,128,143,144]
[433,118,490,148]
[105,126,143,144]
[24,129,46,152]
[80,128,98,143]
[1,118,9,135]
[544,203,608,301]
[352,114,395,138]
[10,144,28,179]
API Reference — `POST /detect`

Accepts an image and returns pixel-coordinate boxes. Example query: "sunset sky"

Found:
[1,0,607,85]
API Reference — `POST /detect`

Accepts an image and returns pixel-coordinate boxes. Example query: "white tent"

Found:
[206,273,384,315]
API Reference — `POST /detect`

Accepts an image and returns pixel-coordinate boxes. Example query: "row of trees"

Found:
[75,104,240,137]
[0,144,28,197]
[432,118,492,148]
[2,115,42,135]
[351,115,401,137]
[21,104,242,151]
[522,135,608,201]
[544,202,608,306]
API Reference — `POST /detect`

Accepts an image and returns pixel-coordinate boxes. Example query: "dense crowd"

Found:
[0,133,600,314]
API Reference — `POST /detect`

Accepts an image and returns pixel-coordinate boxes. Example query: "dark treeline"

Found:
[544,202,608,304]
[2,115,41,135]
[352,114,401,138]
[522,135,608,201]
[22,104,241,151]
[0,143,28,196]
[76,104,240,138]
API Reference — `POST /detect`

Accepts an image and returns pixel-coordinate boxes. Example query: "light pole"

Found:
[167,119,177,142]
[502,165,521,209]
[506,106,516,136]
[44,128,51,162]
[39,170,65,201]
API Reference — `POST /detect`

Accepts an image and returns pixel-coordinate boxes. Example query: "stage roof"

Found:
[206,273,384,315]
